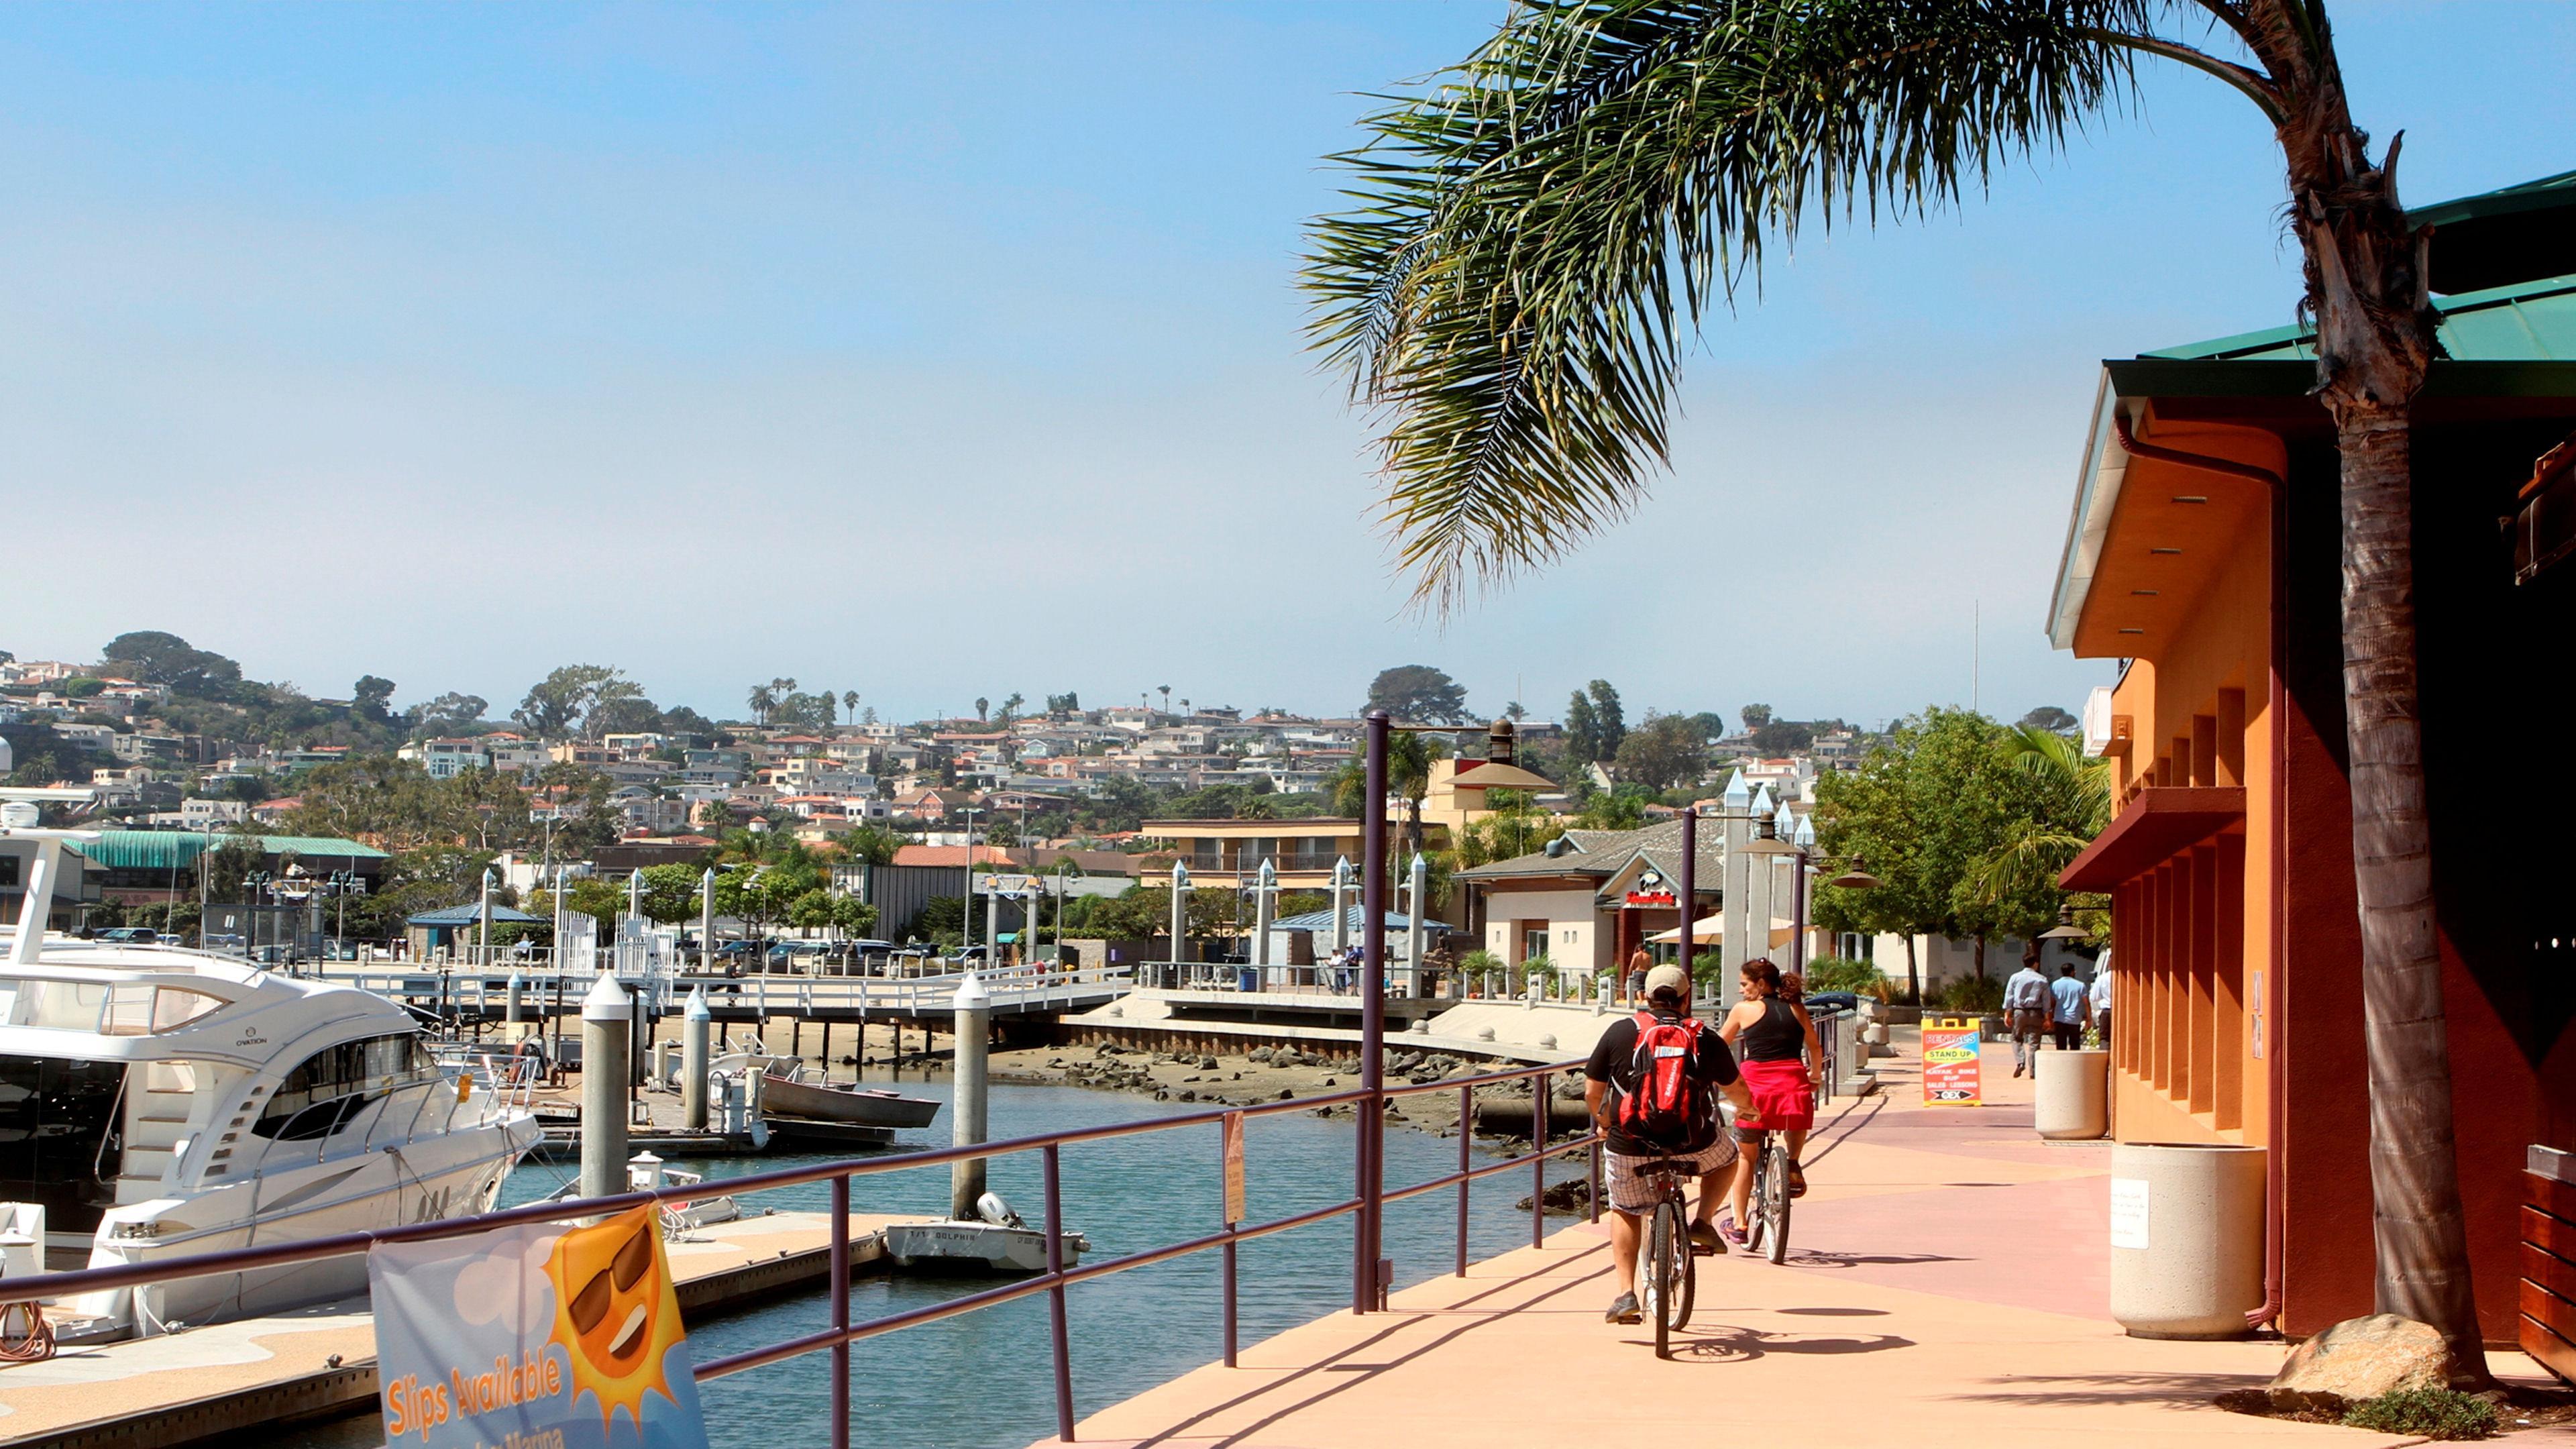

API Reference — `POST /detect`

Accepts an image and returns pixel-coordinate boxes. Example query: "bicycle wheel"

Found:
[1647,1200,1678,1358]
[1665,1199,1696,1331]
[1762,1136,1793,1265]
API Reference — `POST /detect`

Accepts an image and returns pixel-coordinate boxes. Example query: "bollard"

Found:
[581,973,633,1201]
[682,985,712,1132]
[949,970,992,1220]
[506,971,526,1035]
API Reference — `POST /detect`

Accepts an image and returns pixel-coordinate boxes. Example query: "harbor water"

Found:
[279,1077,1585,1449]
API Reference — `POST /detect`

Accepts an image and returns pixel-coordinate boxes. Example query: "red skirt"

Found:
[1737,1057,1815,1132]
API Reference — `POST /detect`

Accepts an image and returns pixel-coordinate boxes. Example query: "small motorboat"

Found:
[757,1066,941,1130]
[881,1193,1088,1275]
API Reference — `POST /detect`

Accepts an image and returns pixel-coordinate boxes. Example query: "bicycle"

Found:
[1741,1127,1794,1265]
[1634,1158,1699,1358]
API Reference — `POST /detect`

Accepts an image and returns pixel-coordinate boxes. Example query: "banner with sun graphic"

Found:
[370,1206,711,1449]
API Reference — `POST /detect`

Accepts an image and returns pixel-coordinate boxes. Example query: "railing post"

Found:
[1454,1082,1471,1277]
[1220,1129,1239,1368]
[830,1174,850,1449]
[1355,710,1389,1316]
[1531,1074,1548,1250]
[1044,1143,1075,1444]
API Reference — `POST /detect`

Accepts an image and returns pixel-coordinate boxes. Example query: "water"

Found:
[280,1078,1584,1449]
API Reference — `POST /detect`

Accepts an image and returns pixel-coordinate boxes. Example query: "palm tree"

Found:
[843,690,860,727]
[1966,724,2113,910]
[1157,685,1172,717]
[745,683,776,727]
[1305,0,2475,1365]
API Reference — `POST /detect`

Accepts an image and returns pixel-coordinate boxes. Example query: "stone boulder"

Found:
[2265,1315,2450,1412]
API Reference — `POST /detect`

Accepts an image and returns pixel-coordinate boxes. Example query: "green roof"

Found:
[71,831,390,871]
[2410,170,2576,295]
[2143,272,2576,365]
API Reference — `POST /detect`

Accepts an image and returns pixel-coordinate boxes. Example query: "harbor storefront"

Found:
[2046,170,2576,1354]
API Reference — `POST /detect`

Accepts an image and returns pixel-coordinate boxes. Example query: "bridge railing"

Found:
[0,1057,1600,1448]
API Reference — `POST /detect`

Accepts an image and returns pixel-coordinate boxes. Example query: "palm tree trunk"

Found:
[2334,405,2483,1373]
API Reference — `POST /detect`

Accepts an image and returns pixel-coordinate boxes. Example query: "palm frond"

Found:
[1303,0,2186,611]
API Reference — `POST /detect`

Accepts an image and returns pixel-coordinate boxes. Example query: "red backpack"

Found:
[1615,1010,1711,1144]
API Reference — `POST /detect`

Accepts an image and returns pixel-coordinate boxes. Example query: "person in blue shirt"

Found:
[2047,964,2090,1051]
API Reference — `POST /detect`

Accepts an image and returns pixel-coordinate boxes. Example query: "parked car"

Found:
[95,926,160,945]
[199,932,247,954]
[1803,990,1862,1014]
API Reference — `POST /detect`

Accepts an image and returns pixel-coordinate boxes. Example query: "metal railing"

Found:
[0,1059,1599,1448]
[314,963,1136,1018]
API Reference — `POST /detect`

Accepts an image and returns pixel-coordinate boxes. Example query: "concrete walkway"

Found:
[1038,1038,2567,1449]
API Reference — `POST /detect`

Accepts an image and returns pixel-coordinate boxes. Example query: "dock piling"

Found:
[582,973,633,1200]
[683,985,711,1132]
[951,971,992,1219]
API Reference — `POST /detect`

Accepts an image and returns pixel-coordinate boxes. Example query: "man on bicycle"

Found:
[1585,964,1752,1325]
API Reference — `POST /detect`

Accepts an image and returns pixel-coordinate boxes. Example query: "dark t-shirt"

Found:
[1585,1010,1739,1157]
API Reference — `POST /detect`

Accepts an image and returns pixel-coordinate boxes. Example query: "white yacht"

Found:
[0,799,543,1337]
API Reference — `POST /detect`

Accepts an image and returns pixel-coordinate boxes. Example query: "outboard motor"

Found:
[974,1191,1027,1230]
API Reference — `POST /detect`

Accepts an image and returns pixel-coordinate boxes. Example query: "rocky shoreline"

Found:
[988,1040,1591,1139]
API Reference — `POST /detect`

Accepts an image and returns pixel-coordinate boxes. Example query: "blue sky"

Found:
[5,2,2571,731]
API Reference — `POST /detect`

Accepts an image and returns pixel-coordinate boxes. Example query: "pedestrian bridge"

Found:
[301,963,1135,1023]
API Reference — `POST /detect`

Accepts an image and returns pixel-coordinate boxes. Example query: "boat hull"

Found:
[881,1221,1087,1275]
[758,1073,941,1129]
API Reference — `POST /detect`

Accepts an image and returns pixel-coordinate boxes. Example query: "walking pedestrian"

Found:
[2047,963,2088,1051]
[2088,956,2113,1046]
[2002,947,2051,1077]
[1625,944,1652,1006]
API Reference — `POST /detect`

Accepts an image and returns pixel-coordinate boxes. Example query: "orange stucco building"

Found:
[2047,172,2576,1364]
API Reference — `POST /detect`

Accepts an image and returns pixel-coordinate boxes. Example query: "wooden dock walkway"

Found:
[0,1211,929,1449]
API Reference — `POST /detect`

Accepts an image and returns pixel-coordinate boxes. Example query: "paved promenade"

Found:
[1041,1038,2569,1449]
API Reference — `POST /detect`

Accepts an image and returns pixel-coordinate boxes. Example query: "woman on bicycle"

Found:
[1717,958,1821,1244]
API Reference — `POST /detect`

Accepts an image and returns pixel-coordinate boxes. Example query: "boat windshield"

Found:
[0,979,227,1035]
[0,1053,126,1234]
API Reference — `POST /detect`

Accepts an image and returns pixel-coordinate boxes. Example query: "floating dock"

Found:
[0,1210,930,1449]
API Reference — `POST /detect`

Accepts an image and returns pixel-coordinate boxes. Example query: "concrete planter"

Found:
[2033,1049,2109,1139]
[2108,1142,2267,1340]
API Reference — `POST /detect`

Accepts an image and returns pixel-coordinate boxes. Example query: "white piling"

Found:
[949,970,992,1220]
[682,985,712,1132]
[581,973,633,1201]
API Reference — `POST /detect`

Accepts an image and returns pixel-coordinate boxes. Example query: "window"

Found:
[1521,926,1549,962]
[252,1034,437,1141]
[0,1054,129,1233]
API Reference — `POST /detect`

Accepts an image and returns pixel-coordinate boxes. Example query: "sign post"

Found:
[1922,1016,1984,1106]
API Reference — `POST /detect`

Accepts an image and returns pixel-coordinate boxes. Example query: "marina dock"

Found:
[0,1211,930,1449]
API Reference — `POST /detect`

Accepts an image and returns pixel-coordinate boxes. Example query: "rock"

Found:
[1553,1079,1587,1102]
[1277,1088,1294,1100]
[1515,1178,1595,1216]
[1231,1071,1242,1080]
[1177,1089,1199,1103]
[1322,1077,1336,1087]
[2266,1315,2451,1413]
[1199,1055,1219,1069]
[1153,1089,1170,1101]
[1250,1048,1275,1064]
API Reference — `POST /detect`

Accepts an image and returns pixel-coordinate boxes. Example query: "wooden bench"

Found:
[2526,1145,2576,1385]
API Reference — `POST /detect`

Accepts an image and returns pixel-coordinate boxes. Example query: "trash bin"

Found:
[2034,1049,2109,1138]
[1237,967,1258,993]
[2108,1142,2266,1338]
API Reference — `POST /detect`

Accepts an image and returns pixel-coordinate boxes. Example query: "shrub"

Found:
[1937,974,2005,1012]
[1803,955,1888,998]
[2341,1389,2497,1441]
[1458,949,1501,973]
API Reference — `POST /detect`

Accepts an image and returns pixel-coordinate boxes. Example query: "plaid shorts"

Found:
[1603,1137,1739,1214]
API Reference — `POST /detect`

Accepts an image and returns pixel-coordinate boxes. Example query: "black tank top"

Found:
[1739,997,1804,1062]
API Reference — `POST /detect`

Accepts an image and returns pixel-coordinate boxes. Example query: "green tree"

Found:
[406,692,488,737]
[1305,0,2477,1361]
[1330,730,1446,852]
[2019,706,2081,734]
[1740,704,1774,732]
[514,665,645,741]
[101,631,241,696]
[1563,689,1601,763]
[1585,681,1625,759]
[636,863,708,925]
[352,676,398,723]
[1612,712,1705,792]
[1363,665,1470,723]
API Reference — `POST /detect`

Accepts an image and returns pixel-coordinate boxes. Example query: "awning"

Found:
[2058,787,2246,892]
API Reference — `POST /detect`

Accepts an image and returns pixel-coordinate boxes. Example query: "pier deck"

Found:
[0,1210,929,1449]
[1036,1041,2573,1449]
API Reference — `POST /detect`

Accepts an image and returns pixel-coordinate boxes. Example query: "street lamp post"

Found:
[1168,861,1192,985]
[960,806,983,959]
